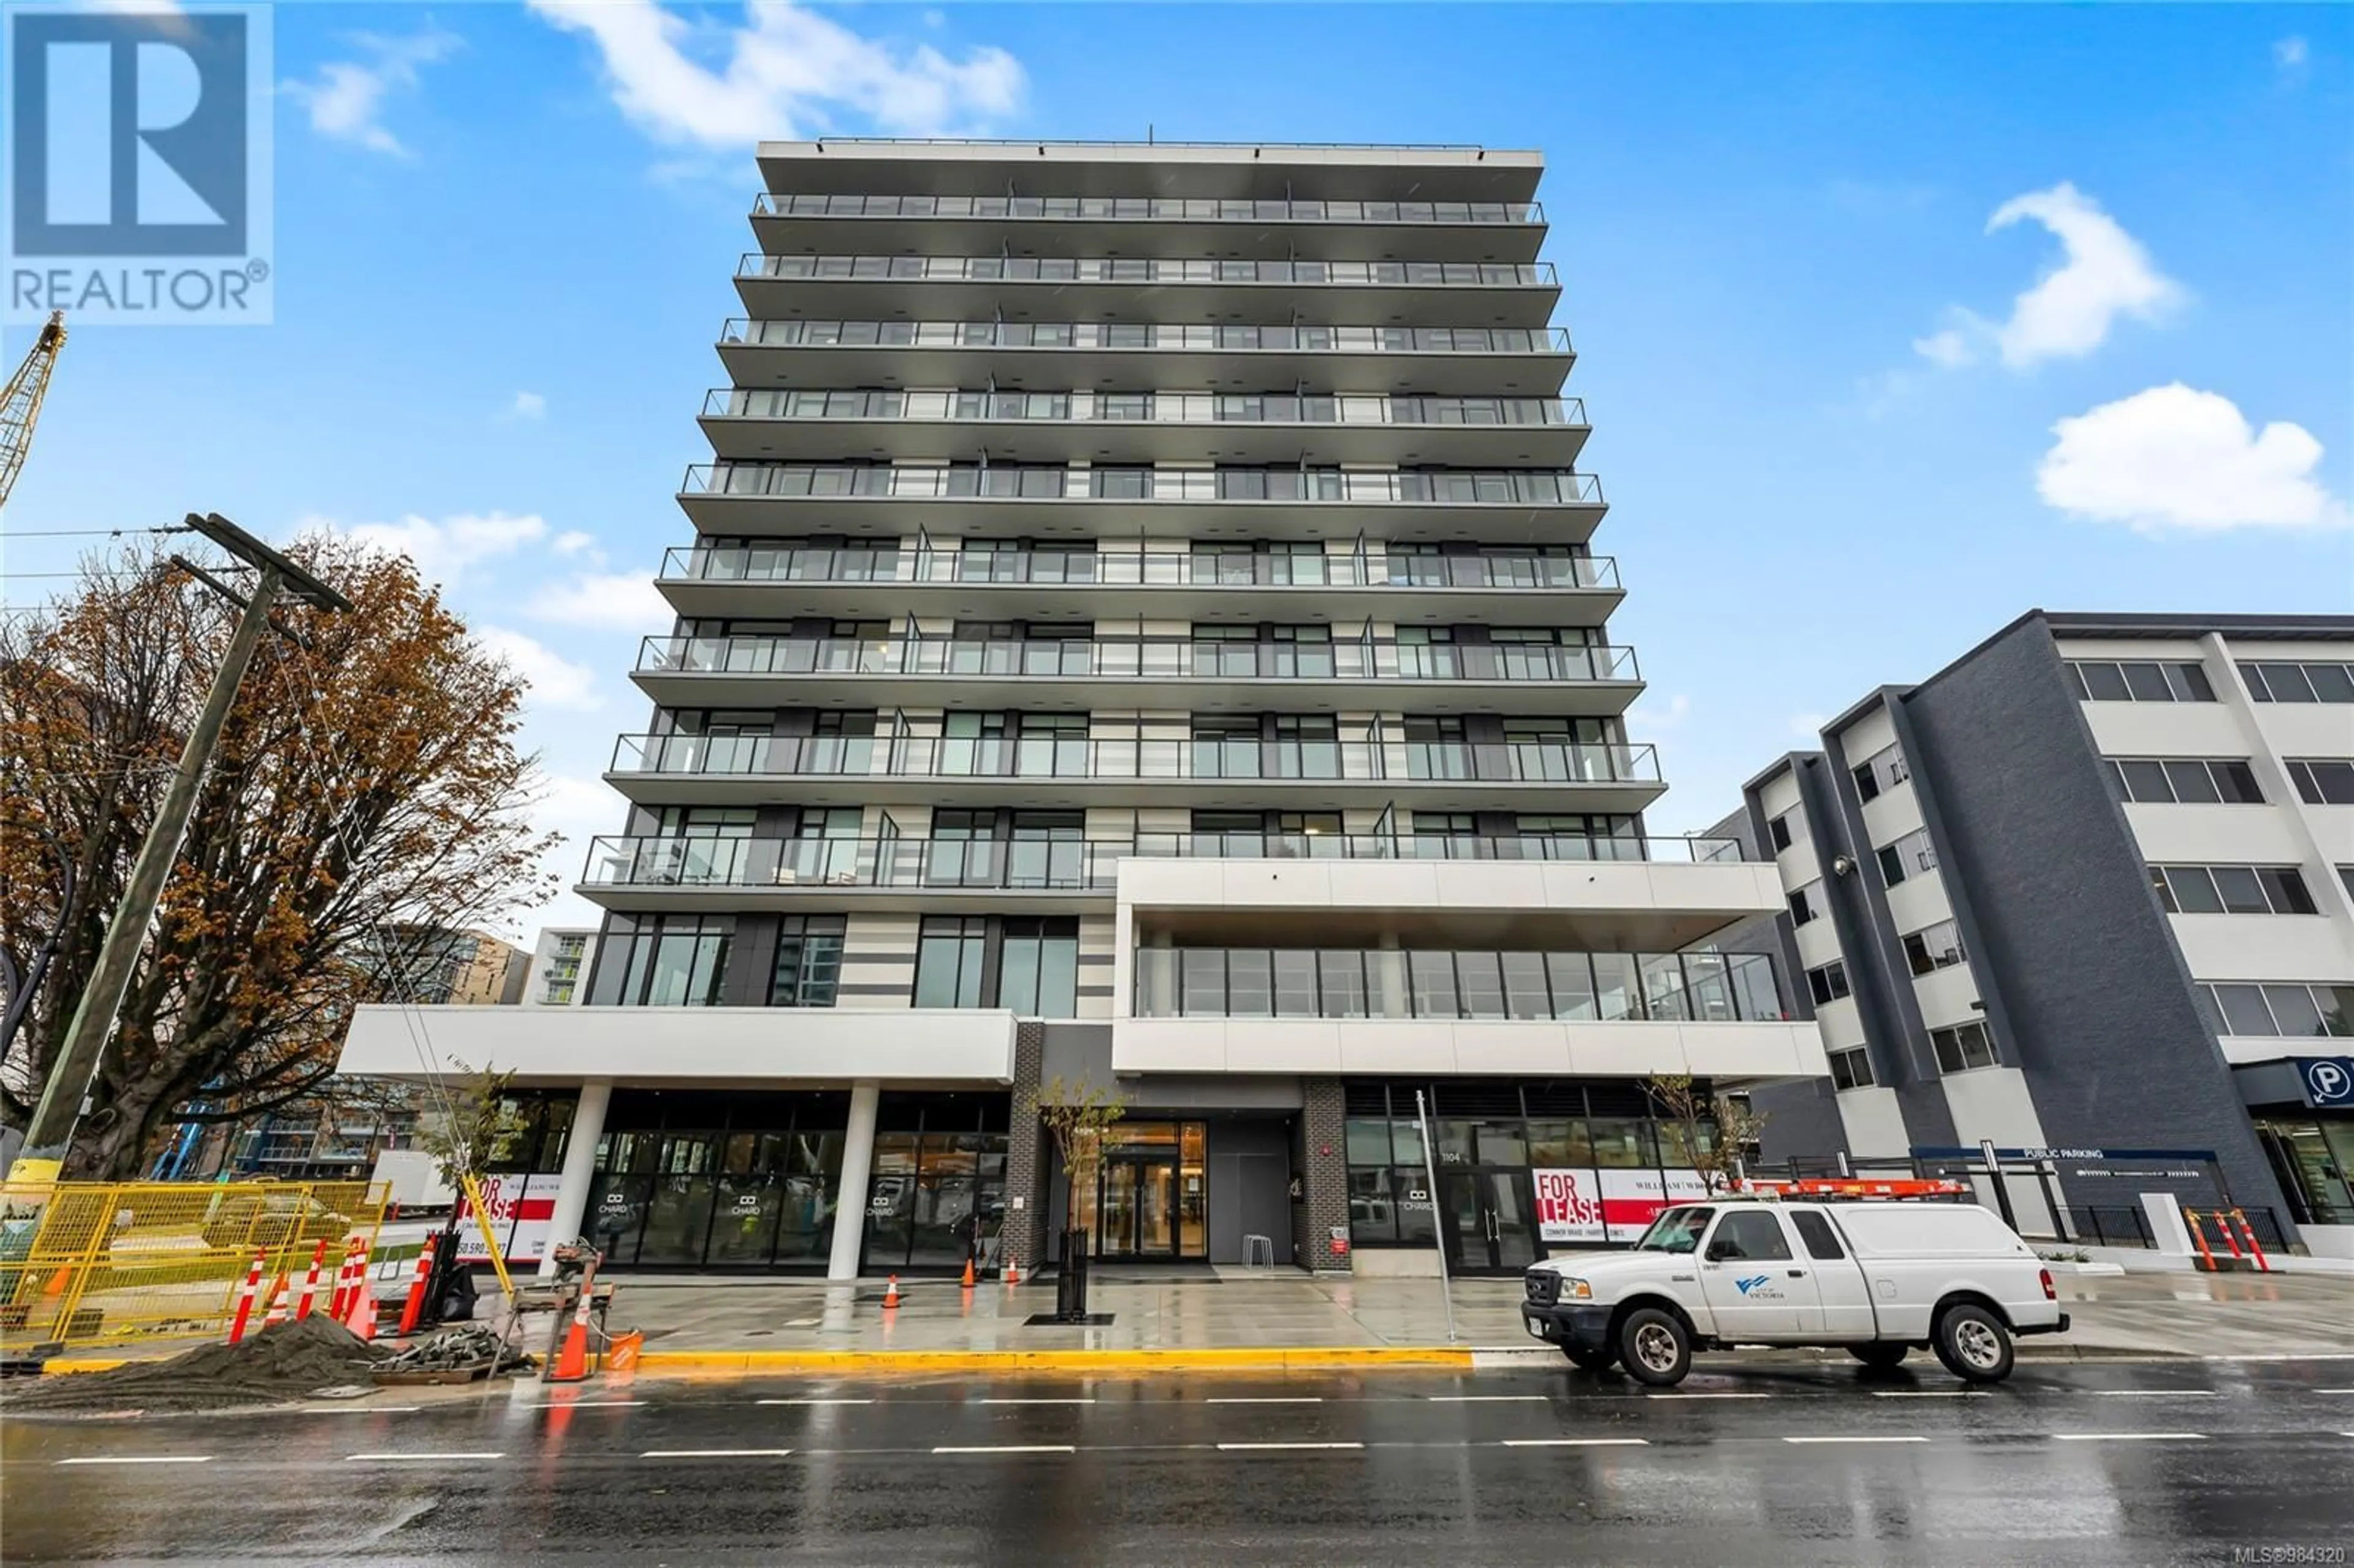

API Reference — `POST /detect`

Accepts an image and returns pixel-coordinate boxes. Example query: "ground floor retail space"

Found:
[465,1065,1729,1281]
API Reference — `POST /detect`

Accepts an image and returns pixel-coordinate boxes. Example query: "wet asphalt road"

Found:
[4,1359,2352,1566]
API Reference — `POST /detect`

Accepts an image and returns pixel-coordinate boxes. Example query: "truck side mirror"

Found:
[1705,1238,1735,1262]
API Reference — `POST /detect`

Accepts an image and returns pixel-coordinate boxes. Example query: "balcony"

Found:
[603,734,1668,813]
[675,462,1607,543]
[577,830,1748,912]
[631,633,1642,714]
[699,389,1590,466]
[733,254,1561,329]
[1114,944,1823,1081]
[655,542,1623,625]
[717,319,1573,397]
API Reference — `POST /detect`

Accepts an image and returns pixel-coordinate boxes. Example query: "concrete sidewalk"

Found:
[605,1266,2353,1369]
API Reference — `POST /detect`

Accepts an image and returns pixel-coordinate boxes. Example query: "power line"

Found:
[1,527,194,539]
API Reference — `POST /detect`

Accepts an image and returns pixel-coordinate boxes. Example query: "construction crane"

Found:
[0,311,67,511]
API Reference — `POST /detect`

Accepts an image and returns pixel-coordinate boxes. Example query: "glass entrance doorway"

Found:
[1066,1122,1209,1260]
[1438,1169,1539,1274]
[1100,1154,1178,1259]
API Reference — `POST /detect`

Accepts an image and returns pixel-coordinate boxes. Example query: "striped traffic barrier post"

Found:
[226,1252,267,1345]
[293,1239,328,1321]
[397,1235,438,1338]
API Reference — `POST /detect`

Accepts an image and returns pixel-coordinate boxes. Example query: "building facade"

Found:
[1727,611,2354,1258]
[520,927,599,1007]
[338,139,1824,1279]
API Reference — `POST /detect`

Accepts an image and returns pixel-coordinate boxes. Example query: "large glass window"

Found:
[769,916,845,1007]
[587,915,734,1007]
[997,917,1079,1016]
[913,916,988,1008]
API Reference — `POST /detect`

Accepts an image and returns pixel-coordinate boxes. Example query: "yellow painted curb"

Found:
[633,1346,1475,1377]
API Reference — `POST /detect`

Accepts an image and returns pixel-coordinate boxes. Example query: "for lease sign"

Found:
[1536,1168,1709,1244]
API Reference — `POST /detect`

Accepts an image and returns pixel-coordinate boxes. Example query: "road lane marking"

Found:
[55,1455,211,1466]
[1872,1391,1988,1399]
[2090,1390,2219,1398]
[1205,1397,1324,1404]
[529,1399,646,1409]
[642,1448,793,1459]
[978,1397,1095,1404]
[2051,1433,2205,1442]
[1783,1436,1931,1445]
[758,1398,874,1406]
[1426,1395,1549,1402]
[1215,1441,1364,1452]
[1500,1438,1650,1448]
[932,1444,1075,1455]
[2314,1389,2354,1395]
[300,1406,422,1414]
[345,1452,504,1462]
[1643,1392,1772,1399]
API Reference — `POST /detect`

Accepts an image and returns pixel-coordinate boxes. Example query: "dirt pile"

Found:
[3,1315,392,1414]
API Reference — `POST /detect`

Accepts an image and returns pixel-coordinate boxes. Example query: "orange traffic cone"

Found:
[551,1315,589,1382]
[1004,1258,1021,1286]
[41,1266,70,1298]
[881,1275,901,1310]
[344,1274,376,1342]
[961,1257,976,1289]
[260,1272,292,1328]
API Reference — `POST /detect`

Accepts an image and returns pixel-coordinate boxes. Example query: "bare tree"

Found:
[1,540,557,1177]
[1642,1073,1770,1195]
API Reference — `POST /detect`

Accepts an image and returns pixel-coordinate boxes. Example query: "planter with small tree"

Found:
[1034,1076,1125,1323]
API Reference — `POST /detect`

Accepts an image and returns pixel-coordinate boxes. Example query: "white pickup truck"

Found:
[1520,1199,2068,1387]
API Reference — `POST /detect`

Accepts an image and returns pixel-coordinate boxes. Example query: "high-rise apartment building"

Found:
[340,140,1823,1279]
[1725,611,2354,1259]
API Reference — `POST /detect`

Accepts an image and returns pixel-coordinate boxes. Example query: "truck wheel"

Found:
[1617,1307,1691,1387]
[1932,1304,2013,1382]
[1848,1343,1909,1369]
[1563,1345,1617,1372]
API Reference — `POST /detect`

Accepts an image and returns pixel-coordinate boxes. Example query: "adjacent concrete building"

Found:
[338,139,1824,1279]
[1728,611,2354,1258]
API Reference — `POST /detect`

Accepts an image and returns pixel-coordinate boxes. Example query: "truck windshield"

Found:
[1634,1206,1714,1254]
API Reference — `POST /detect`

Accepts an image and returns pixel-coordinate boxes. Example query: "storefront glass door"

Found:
[1100,1155,1178,1258]
[1438,1168,1539,1274]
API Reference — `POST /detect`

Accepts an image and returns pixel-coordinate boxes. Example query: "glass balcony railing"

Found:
[581,831,1750,890]
[1133,946,1789,1024]
[720,319,1572,355]
[680,462,1604,507]
[754,194,1545,225]
[608,734,1662,788]
[661,543,1620,592]
[704,389,1586,428]
[737,254,1558,287]
[637,634,1640,685]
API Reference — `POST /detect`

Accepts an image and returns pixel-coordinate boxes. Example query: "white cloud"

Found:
[308,509,554,590]
[1913,182,2183,370]
[507,391,547,421]
[2275,36,2309,71]
[474,626,604,711]
[2036,384,2350,534]
[525,571,672,631]
[526,0,1024,148]
[1628,693,1691,737]
[283,23,460,156]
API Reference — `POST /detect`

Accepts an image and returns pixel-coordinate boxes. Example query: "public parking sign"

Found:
[2298,1057,2354,1107]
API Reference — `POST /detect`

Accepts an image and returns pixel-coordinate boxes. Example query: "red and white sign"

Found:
[1536,1168,1711,1244]
[1533,1168,1606,1244]
[1598,1168,1711,1242]
[454,1173,562,1265]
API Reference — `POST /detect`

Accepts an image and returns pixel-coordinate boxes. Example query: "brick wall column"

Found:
[1000,1020,1047,1276]
[1295,1076,1350,1273]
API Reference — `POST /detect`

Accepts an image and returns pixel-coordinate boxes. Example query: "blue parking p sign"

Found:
[2299,1057,2354,1107]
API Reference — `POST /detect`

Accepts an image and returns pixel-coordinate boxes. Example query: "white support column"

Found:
[828,1079,882,1282]
[538,1078,612,1279]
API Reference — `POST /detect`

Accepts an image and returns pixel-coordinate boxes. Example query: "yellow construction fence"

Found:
[0,1179,389,1350]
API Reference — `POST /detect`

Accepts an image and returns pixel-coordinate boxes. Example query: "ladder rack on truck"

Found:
[1727,1177,1971,1201]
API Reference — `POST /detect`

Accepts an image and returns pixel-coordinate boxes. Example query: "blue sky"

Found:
[4,1,2348,935]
